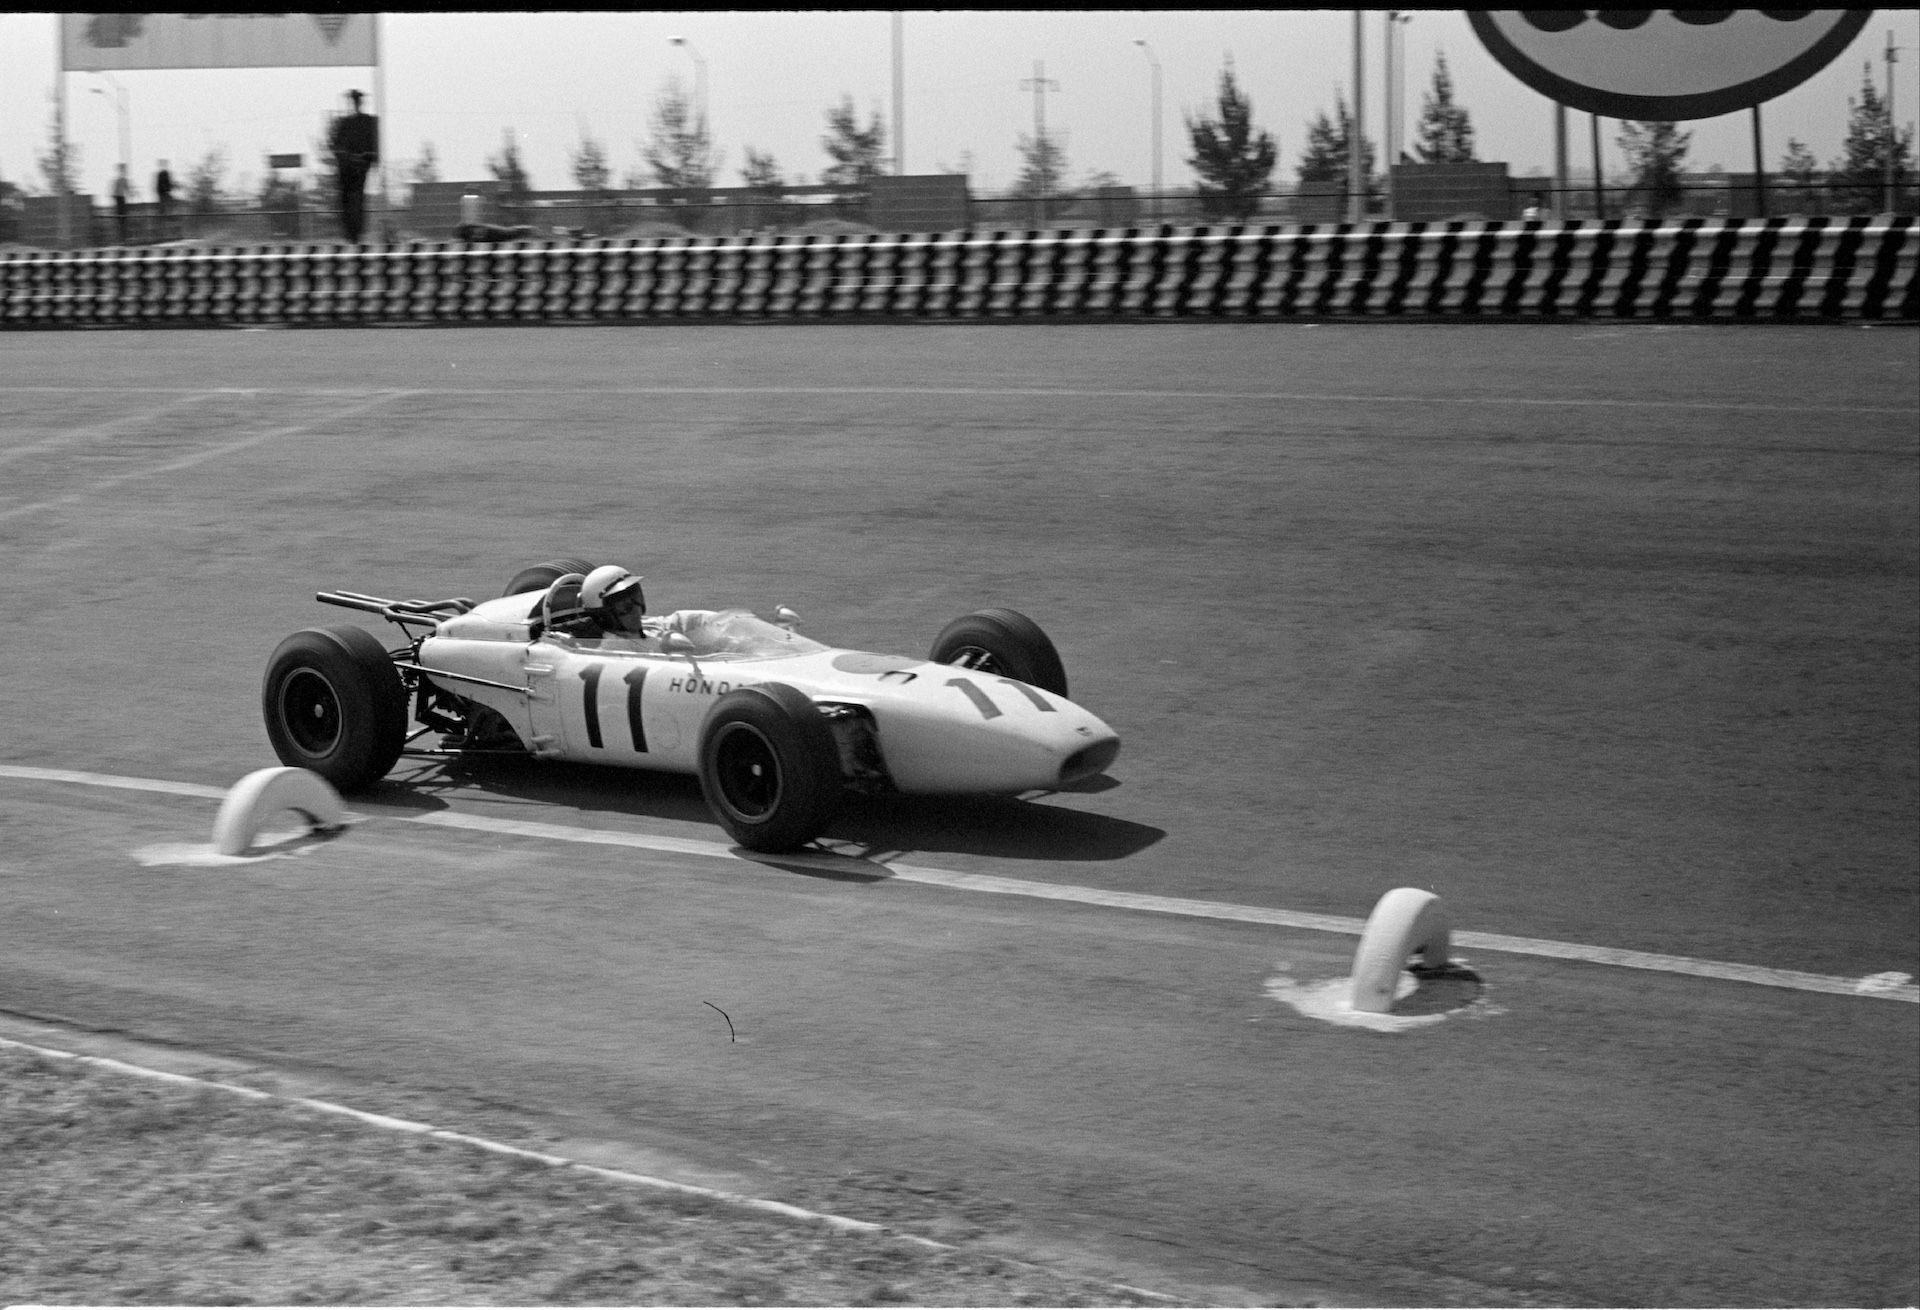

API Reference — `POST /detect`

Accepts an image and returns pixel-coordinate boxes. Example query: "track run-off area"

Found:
[1,322,1915,1306]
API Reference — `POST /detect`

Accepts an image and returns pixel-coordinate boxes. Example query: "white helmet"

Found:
[580,566,646,631]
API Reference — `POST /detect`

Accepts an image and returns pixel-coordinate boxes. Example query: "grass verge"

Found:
[0,1044,1180,1306]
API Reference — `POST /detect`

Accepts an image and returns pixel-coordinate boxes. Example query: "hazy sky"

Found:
[4,10,1916,203]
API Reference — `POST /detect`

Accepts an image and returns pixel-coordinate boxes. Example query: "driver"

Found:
[578,565,649,638]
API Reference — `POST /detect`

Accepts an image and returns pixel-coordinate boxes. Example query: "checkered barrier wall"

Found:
[3,216,1914,327]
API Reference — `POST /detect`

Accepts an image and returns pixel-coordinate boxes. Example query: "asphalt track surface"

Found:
[1,322,1915,1306]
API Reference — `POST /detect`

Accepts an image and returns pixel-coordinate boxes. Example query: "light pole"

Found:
[1383,12,1409,218]
[892,12,904,176]
[1349,11,1365,223]
[90,72,130,182]
[668,35,708,141]
[1133,39,1161,222]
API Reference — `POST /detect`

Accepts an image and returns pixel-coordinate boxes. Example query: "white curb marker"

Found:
[1349,887,1452,1014]
[2,762,1915,1004]
[210,766,346,856]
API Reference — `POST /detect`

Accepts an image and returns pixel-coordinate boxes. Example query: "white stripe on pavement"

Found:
[3,763,1914,1004]
[0,1035,938,1246]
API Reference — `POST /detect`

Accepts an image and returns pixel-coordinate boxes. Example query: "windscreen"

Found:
[674,609,827,659]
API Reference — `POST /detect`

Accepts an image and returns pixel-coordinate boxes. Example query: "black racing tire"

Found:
[502,557,599,598]
[262,625,409,793]
[928,608,1068,699]
[696,683,842,853]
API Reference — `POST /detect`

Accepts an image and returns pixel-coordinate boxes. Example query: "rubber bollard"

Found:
[1349,887,1451,1014]
[211,766,345,856]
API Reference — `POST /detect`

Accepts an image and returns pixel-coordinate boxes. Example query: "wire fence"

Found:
[6,178,1916,249]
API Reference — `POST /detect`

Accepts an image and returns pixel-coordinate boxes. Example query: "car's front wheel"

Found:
[262,625,409,793]
[929,608,1068,698]
[696,683,842,852]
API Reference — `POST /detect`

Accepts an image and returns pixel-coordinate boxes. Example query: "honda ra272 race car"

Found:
[260,559,1121,852]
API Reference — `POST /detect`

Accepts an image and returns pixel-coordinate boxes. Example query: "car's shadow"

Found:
[363,755,1164,865]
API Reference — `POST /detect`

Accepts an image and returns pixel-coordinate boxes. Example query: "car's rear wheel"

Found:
[502,557,599,597]
[262,625,409,793]
[929,608,1068,698]
[697,683,842,853]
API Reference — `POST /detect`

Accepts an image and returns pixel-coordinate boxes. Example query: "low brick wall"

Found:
[3,217,1913,327]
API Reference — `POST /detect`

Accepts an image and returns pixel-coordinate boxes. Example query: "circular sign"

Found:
[1468,10,1873,120]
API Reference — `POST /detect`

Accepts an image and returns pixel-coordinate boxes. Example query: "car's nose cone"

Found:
[867,670,1121,794]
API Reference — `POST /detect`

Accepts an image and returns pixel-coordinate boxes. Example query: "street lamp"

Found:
[668,35,708,139]
[1133,39,1162,222]
[1383,12,1410,218]
[90,72,130,184]
[892,12,904,176]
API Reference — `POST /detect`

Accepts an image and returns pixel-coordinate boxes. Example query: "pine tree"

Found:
[570,130,611,193]
[410,142,441,187]
[1010,131,1069,201]
[740,147,783,194]
[1778,137,1821,214]
[487,129,532,196]
[643,78,716,190]
[1296,92,1374,190]
[36,105,81,195]
[1185,57,1277,220]
[1413,54,1475,164]
[1829,62,1915,213]
[187,147,228,215]
[1615,120,1690,217]
[820,96,887,189]
[0,167,24,242]
[307,119,341,231]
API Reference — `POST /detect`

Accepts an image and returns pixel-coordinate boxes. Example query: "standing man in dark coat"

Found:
[111,164,133,245]
[153,160,174,240]
[328,89,379,243]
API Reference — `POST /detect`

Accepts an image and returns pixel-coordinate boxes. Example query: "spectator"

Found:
[327,89,379,243]
[112,164,133,245]
[154,160,174,240]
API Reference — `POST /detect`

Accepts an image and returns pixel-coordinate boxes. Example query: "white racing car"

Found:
[261,559,1121,852]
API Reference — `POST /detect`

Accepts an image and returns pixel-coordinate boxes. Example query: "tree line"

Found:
[483,57,1920,220]
[3,56,1911,238]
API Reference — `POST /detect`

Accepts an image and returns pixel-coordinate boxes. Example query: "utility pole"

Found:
[892,12,904,176]
[1349,11,1365,223]
[1021,59,1060,226]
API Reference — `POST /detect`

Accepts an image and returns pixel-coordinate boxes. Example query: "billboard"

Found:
[61,13,376,71]
[1468,10,1873,120]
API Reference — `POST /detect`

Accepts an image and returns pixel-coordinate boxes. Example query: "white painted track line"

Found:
[0,1034,938,1246]
[0,383,1911,416]
[0,1035,1183,1300]
[0,391,418,525]
[3,763,1915,1005]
